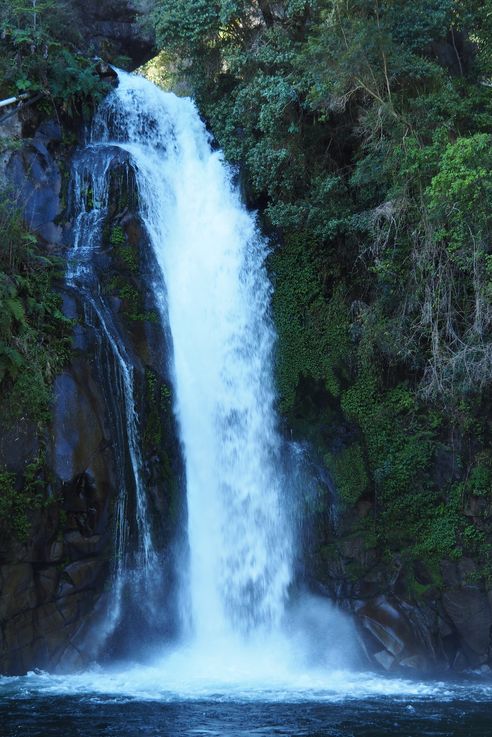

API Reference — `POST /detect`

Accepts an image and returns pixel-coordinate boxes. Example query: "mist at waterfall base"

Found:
[3,72,492,736]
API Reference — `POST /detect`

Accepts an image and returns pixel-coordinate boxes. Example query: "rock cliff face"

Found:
[67,0,155,68]
[0,109,183,675]
[327,547,492,676]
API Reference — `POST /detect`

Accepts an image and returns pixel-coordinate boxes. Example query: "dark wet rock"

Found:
[52,362,113,486]
[354,595,434,673]
[68,0,156,68]
[0,565,37,621]
[359,598,407,657]
[5,119,65,245]
[442,588,491,659]
[399,654,428,671]
[4,610,35,653]
[58,559,101,595]
[35,568,60,604]
[328,546,492,675]
[373,649,395,671]
[64,532,103,560]
[47,541,64,564]
[35,602,66,637]
[0,115,184,675]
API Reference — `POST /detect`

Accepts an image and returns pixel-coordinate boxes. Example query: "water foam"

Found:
[1,662,482,705]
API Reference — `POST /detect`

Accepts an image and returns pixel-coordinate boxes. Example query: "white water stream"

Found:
[68,142,164,636]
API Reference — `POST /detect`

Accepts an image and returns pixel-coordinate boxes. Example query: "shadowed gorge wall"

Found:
[67,0,156,68]
[0,0,161,675]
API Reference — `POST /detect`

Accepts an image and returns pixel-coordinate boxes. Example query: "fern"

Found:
[6,297,26,324]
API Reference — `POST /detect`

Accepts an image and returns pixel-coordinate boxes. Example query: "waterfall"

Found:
[93,70,294,642]
[67,69,356,677]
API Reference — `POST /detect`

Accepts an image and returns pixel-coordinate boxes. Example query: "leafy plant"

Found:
[0,0,109,115]
[0,189,72,424]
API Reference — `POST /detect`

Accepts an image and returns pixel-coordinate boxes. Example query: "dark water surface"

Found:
[2,693,492,737]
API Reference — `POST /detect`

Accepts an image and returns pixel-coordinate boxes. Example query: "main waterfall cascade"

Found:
[69,69,356,682]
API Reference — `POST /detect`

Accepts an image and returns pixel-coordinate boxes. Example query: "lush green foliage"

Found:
[153,0,492,584]
[0,191,72,424]
[0,0,108,115]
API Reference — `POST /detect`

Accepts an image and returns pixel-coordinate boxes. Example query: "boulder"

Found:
[59,559,101,594]
[356,595,433,673]
[64,532,103,559]
[359,598,406,657]
[6,122,64,244]
[442,588,491,659]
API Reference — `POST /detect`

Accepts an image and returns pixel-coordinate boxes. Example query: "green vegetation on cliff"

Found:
[0,0,98,547]
[0,0,108,115]
[0,193,72,424]
[152,0,492,587]
[0,194,71,543]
